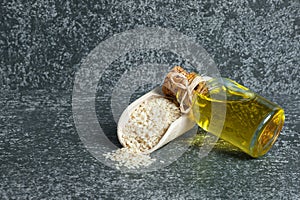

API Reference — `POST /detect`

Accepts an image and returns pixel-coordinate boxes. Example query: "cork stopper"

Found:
[162,66,208,113]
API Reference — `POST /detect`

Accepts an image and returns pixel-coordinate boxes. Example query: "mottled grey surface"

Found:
[1,0,299,199]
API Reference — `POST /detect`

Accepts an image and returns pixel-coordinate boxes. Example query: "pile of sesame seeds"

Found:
[104,97,181,170]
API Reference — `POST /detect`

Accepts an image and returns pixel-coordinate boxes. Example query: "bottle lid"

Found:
[162,66,208,113]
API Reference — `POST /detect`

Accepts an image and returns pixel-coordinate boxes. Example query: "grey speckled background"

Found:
[1,0,299,199]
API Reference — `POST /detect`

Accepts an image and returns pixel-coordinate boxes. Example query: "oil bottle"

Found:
[162,66,285,158]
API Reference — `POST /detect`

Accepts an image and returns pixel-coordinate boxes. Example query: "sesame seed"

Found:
[103,97,181,169]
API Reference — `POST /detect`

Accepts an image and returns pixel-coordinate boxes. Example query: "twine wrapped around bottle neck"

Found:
[162,66,208,114]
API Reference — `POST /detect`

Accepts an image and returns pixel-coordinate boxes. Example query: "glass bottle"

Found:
[163,67,285,158]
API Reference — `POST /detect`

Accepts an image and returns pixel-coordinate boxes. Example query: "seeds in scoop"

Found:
[104,97,181,169]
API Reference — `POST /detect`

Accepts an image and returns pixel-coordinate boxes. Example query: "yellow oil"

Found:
[192,78,285,157]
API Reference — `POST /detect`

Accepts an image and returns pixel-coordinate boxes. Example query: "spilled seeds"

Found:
[104,97,181,169]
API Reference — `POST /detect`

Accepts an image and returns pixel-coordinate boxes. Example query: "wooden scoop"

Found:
[117,87,195,154]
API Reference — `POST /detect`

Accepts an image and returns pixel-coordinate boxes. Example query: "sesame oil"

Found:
[192,78,285,157]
